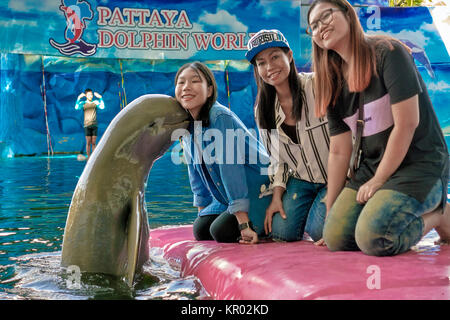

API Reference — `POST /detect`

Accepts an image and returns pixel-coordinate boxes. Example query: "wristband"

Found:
[238,221,254,231]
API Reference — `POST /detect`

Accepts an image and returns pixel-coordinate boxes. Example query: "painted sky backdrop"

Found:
[0,0,449,155]
[0,0,448,63]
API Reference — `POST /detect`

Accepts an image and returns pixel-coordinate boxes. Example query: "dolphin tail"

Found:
[125,190,149,286]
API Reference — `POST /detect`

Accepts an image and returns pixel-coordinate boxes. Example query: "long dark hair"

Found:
[252,47,306,130]
[174,61,218,127]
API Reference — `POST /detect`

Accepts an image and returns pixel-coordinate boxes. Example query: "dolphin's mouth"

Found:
[148,119,189,128]
[147,119,190,137]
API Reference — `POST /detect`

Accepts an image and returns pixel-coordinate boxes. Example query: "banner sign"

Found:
[0,0,448,64]
[0,0,301,60]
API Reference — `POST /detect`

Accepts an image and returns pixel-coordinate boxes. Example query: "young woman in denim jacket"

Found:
[175,61,272,244]
[307,0,450,255]
[246,30,330,243]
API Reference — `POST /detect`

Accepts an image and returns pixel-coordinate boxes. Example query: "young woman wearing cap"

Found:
[175,61,272,244]
[246,29,329,243]
[307,0,450,255]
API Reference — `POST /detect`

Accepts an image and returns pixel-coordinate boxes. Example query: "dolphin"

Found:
[61,94,189,286]
[61,5,84,43]
[400,39,436,79]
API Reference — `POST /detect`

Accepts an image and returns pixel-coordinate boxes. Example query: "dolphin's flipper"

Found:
[125,191,147,286]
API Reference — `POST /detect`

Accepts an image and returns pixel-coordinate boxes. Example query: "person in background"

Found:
[75,88,105,159]
[307,0,450,255]
[246,29,329,243]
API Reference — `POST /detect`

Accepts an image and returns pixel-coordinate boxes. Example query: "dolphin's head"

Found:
[61,95,189,286]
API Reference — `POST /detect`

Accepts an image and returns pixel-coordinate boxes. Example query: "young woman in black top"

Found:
[307,0,450,255]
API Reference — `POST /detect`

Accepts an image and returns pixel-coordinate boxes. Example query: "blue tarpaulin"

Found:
[0,0,448,156]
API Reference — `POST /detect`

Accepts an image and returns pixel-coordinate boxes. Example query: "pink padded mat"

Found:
[150,225,450,300]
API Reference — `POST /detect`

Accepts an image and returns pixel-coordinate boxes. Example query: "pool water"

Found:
[0,152,449,300]
[0,152,207,300]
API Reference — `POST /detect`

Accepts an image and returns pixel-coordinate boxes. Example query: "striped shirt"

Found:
[256,72,330,193]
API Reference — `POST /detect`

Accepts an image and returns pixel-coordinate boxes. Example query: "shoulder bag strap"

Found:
[348,92,365,180]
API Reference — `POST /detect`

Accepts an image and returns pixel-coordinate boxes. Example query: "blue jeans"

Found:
[271,178,327,242]
[323,179,443,256]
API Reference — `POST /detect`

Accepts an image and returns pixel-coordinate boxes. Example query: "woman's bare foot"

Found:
[435,203,450,245]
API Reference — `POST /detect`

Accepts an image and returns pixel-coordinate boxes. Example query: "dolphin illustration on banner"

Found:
[49,0,97,56]
[401,39,436,79]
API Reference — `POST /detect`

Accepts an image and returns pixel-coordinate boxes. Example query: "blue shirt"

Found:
[182,102,270,216]
[75,97,105,110]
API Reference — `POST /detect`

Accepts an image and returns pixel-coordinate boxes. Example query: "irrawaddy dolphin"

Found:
[61,94,189,286]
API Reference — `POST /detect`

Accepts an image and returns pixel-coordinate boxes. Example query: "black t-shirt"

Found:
[327,39,449,204]
[280,122,299,144]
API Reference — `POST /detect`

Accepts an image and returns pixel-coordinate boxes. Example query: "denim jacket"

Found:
[181,102,270,216]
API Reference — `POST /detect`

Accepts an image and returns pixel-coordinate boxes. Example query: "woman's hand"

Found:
[355,95,419,205]
[356,177,384,204]
[234,211,258,244]
[239,227,258,244]
[94,92,102,99]
[314,238,326,246]
[264,196,287,235]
